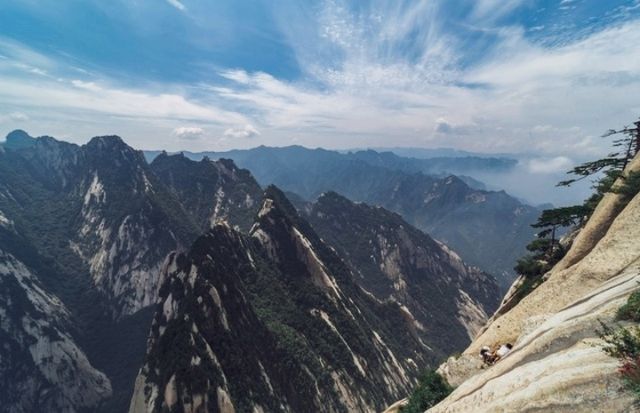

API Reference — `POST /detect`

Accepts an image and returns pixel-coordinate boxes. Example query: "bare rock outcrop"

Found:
[428,155,640,412]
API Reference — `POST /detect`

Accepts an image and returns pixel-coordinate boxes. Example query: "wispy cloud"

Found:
[165,0,186,12]
[209,1,640,154]
[0,39,251,149]
[528,156,574,174]
[0,1,639,156]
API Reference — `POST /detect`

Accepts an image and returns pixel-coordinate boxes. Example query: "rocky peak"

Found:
[150,153,262,232]
[86,134,129,150]
[0,132,199,316]
[130,224,286,413]
[84,135,147,172]
[4,129,35,149]
[251,186,351,292]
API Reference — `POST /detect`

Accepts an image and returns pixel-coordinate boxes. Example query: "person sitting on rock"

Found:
[480,343,513,365]
[480,346,493,365]
[494,343,513,362]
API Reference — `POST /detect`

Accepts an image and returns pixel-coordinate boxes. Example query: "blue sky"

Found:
[1,0,639,163]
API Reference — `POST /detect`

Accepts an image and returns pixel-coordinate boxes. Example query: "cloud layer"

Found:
[0,1,639,155]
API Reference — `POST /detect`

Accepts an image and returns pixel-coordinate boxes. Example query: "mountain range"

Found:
[146,145,539,288]
[0,131,500,412]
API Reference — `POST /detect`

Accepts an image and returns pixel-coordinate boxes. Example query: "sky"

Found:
[1,0,639,164]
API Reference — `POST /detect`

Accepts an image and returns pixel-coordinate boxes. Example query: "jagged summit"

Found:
[85,135,147,165]
[260,184,306,223]
[86,134,127,146]
[150,153,262,232]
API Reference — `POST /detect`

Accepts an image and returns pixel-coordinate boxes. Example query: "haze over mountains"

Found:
[146,146,540,288]
[0,130,500,412]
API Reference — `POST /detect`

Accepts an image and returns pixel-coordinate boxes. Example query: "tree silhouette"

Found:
[559,118,640,187]
[531,205,590,254]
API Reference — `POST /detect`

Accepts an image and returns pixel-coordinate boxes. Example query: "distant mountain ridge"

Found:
[345,146,516,159]
[145,145,516,182]
[145,145,538,288]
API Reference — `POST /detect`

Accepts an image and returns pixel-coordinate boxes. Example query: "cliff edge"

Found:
[428,155,640,412]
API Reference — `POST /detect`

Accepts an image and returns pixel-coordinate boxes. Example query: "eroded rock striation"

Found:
[130,187,487,413]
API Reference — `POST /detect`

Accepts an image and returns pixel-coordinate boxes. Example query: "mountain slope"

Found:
[423,155,640,412]
[149,152,262,232]
[378,175,539,289]
[131,187,454,413]
[303,191,500,347]
[0,225,111,413]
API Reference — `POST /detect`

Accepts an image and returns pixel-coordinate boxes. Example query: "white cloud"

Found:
[528,156,574,174]
[220,70,251,84]
[173,126,204,140]
[0,72,248,126]
[223,124,260,139]
[466,23,640,87]
[9,112,28,121]
[165,0,186,11]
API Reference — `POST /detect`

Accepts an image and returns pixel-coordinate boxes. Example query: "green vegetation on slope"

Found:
[401,370,453,413]
[599,290,640,402]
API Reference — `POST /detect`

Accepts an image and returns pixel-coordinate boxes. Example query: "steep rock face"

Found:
[249,187,432,403]
[150,153,262,232]
[131,188,445,413]
[130,225,298,413]
[379,175,539,290]
[75,137,198,315]
[0,246,111,412]
[430,265,640,412]
[0,132,198,316]
[304,191,500,347]
[553,154,640,273]
[427,160,640,412]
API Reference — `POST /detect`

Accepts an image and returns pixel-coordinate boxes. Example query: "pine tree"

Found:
[559,118,640,187]
[531,205,590,254]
